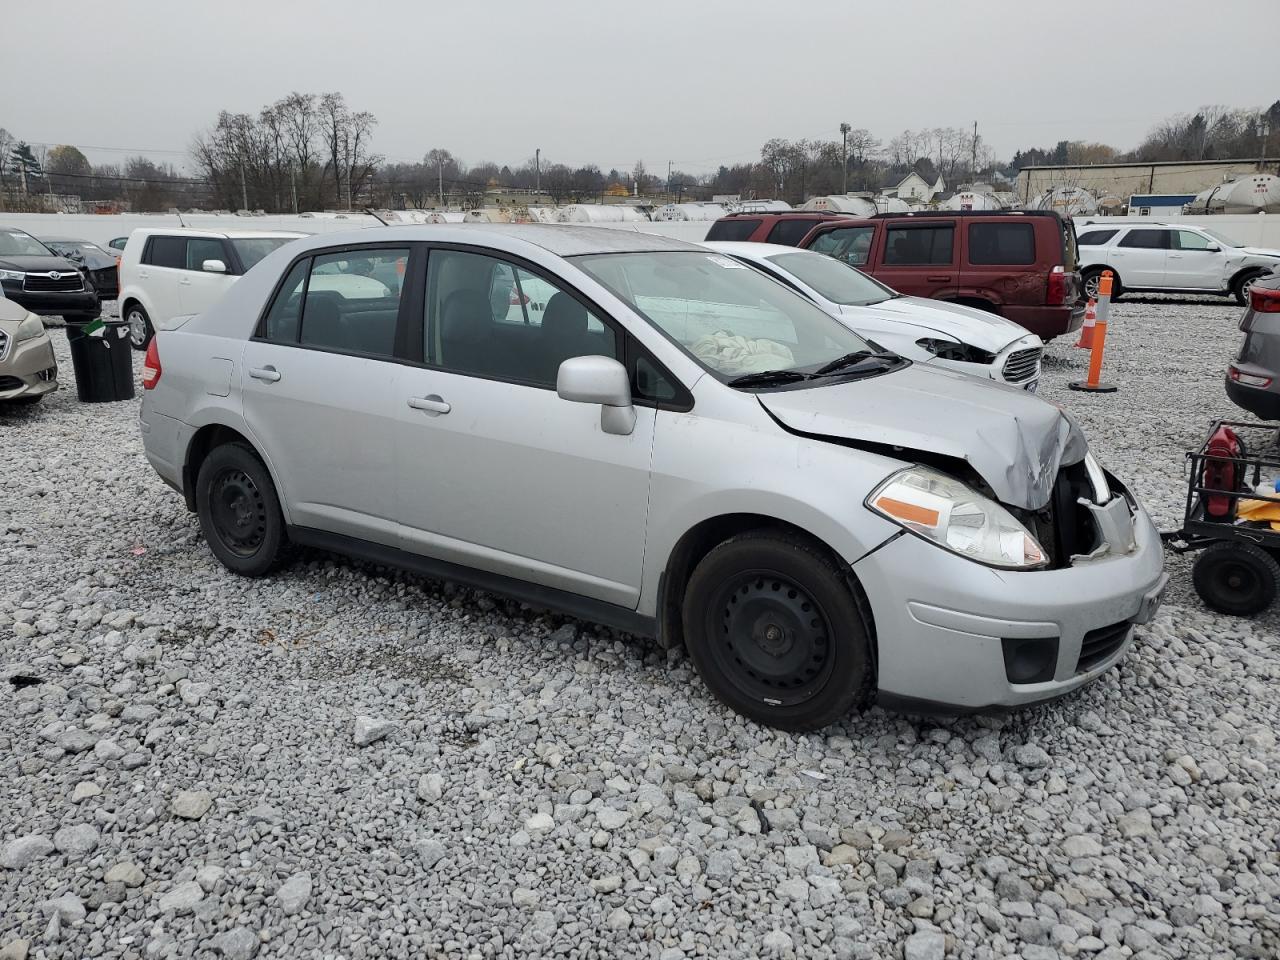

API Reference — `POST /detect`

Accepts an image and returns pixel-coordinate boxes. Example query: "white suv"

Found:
[1076,222,1280,303]
[117,229,306,349]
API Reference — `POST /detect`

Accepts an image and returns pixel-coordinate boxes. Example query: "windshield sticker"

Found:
[706,254,746,269]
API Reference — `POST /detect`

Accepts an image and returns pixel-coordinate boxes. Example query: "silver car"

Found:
[0,296,58,404]
[139,225,1166,729]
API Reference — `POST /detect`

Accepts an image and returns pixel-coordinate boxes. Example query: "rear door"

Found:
[1168,229,1229,290]
[765,217,821,248]
[178,237,237,317]
[804,223,878,269]
[873,220,957,298]
[239,245,413,546]
[960,218,1038,307]
[1111,228,1169,287]
[139,235,187,322]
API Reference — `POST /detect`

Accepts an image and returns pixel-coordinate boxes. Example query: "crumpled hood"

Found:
[1236,247,1280,261]
[840,297,1027,353]
[758,364,1086,509]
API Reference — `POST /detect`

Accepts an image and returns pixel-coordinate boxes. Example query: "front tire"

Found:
[1192,541,1279,616]
[124,303,154,350]
[196,443,286,577]
[1233,270,1266,306]
[682,532,872,730]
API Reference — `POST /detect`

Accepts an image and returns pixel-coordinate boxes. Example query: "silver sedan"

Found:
[139,224,1165,729]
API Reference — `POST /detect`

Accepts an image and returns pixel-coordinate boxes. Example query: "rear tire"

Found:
[124,303,153,350]
[196,442,286,577]
[1192,541,1279,616]
[1082,267,1121,301]
[681,531,872,730]
[1233,270,1266,306]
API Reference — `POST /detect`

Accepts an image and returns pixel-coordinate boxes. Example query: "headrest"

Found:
[442,290,493,344]
[541,292,588,340]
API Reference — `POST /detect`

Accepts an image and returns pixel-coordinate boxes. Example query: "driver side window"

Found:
[1176,230,1214,251]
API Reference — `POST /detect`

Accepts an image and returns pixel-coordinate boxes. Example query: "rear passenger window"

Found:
[883,225,954,265]
[766,219,816,247]
[967,223,1035,265]
[808,226,875,266]
[298,248,408,357]
[425,249,617,387]
[705,218,762,242]
[186,238,226,271]
[145,236,186,269]
[1118,229,1168,250]
[1076,229,1118,246]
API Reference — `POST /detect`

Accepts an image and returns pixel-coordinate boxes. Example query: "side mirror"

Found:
[1205,245,1221,253]
[202,259,227,274]
[556,355,636,436]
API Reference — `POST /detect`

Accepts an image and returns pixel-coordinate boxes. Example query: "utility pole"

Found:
[840,122,851,195]
[291,164,298,213]
[535,148,541,194]
[1260,117,1271,171]
[972,121,979,179]
[437,156,444,208]
[667,160,672,199]
[239,162,248,211]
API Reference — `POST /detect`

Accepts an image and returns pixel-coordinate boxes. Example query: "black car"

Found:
[0,227,99,322]
[41,236,120,300]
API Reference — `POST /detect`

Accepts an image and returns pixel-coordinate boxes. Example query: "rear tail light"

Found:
[142,339,161,389]
[1229,365,1272,388]
[1250,285,1280,314]
[1046,265,1067,306]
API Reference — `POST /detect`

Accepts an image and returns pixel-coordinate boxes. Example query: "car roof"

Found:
[39,236,93,243]
[129,227,308,240]
[704,241,817,260]
[287,223,706,257]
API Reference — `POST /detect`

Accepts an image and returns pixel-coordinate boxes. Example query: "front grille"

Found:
[23,272,84,292]
[1076,621,1130,673]
[1002,346,1042,383]
[0,375,23,391]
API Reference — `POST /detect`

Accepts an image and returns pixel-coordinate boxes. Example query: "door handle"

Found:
[249,366,281,383]
[927,275,951,282]
[1168,254,1183,259]
[179,277,192,285]
[407,394,450,415]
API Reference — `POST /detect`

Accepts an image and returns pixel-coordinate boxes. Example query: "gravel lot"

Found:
[2,299,1278,960]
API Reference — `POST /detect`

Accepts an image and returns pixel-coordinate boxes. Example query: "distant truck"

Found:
[706,210,1086,340]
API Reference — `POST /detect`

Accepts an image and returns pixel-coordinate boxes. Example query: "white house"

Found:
[890,171,947,202]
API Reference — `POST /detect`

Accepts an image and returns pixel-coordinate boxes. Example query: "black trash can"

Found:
[65,321,135,402]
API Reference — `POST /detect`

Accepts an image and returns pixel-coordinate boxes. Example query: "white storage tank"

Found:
[651,202,728,222]
[943,191,1005,211]
[425,211,466,224]
[557,204,648,223]
[1028,186,1098,216]
[1221,174,1280,214]
[801,195,877,216]
[732,199,791,213]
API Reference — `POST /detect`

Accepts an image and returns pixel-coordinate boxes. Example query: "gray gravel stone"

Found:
[352,715,397,745]
[171,790,213,819]
[211,927,259,960]
[157,880,204,914]
[0,835,54,869]
[52,824,98,858]
[276,871,313,915]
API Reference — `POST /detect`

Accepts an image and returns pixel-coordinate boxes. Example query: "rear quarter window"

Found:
[705,218,762,242]
[1076,229,1118,246]
[144,235,186,269]
[766,219,819,247]
[883,225,954,266]
[967,222,1036,265]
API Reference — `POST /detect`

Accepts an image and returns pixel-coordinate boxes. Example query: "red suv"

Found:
[710,210,1085,340]
[705,212,846,247]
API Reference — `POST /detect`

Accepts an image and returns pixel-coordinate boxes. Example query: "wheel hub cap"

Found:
[209,468,266,556]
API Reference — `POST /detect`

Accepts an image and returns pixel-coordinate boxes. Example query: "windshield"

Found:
[0,230,53,257]
[49,241,104,257]
[574,250,870,379]
[765,251,895,306]
[230,237,295,270]
[1201,227,1242,248]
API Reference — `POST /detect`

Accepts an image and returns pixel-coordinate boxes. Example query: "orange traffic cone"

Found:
[1075,298,1097,349]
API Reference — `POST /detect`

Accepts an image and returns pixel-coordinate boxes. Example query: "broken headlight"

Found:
[916,338,995,365]
[867,465,1047,569]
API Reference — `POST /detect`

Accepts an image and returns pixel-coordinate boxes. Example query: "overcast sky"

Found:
[7,0,1275,175]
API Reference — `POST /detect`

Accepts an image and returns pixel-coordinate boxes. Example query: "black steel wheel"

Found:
[682,532,871,730]
[196,442,286,576]
[1192,541,1280,616]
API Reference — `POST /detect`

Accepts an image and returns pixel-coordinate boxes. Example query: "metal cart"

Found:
[1164,419,1280,615]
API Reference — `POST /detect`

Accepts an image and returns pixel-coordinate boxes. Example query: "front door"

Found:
[394,247,654,607]
[1167,229,1228,290]
[178,237,237,317]
[239,247,411,546]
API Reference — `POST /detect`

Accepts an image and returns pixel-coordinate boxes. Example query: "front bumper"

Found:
[0,334,59,400]
[0,280,100,318]
[853,498,1166,711]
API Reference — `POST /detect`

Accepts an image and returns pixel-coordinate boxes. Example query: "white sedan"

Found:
[705,242,1044,391]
